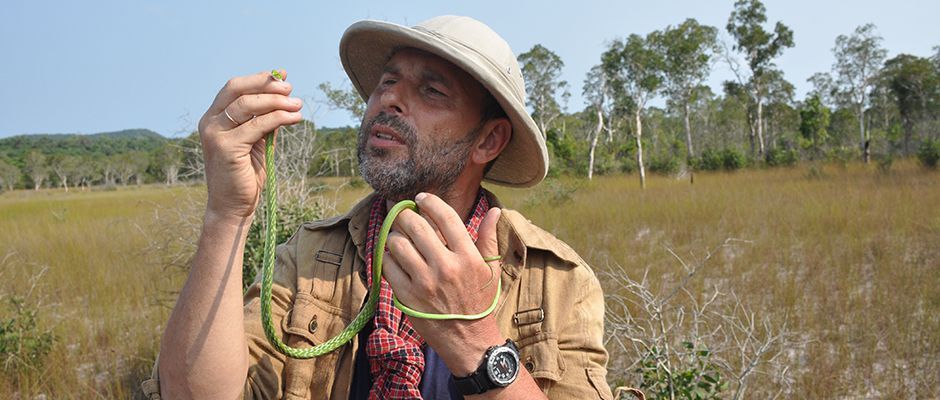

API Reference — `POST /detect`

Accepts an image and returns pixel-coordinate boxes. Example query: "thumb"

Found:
[475,207,501,259]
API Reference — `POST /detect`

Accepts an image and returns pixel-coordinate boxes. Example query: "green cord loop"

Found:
[258,82,502,358]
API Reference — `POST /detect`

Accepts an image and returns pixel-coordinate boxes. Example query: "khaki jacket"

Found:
[143,192,613,399]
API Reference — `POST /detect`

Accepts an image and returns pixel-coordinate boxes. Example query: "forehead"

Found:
[384,48,485,95]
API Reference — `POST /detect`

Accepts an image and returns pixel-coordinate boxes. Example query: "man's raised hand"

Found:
[197,70,303,222]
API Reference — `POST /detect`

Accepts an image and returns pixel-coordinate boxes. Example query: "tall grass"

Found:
[1,162,936,398]
[489,161,939,398]
[0,186,198,399]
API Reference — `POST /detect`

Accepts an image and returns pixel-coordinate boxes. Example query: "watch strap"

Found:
[453,339,519,396]
[453,369,494,395]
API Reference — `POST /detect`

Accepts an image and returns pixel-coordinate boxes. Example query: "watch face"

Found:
[486,347,520,386]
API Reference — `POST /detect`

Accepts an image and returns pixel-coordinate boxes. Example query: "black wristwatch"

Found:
[453,339,521,396]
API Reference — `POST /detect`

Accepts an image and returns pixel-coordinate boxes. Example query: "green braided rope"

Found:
[258,70,501,359]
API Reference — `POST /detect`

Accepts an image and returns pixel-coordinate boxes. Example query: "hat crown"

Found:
[413,16,526,104]
[339,15,549,187]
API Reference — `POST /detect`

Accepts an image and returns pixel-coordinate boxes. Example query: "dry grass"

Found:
[488,161,940,398]
[0,185,199,399]
[1,161,937,398]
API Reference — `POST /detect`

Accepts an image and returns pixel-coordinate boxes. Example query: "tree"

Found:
[114,151,148,185]
[24,151,48,190]
[71,156,98,190]
[602,33,665,189]
[583,65,611,180]
[653,18,719,160]
[49,155,80,192]
[879,54,940,154]
[799,95,831,159]
[153,141,184,185]
[725,0,794,157]
[318,82,365,123]
[831,23,888,163]
[807,72,836,106]
[0,158,20,191]
[518,44,570,138]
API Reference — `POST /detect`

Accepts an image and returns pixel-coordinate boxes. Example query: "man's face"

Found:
[357,48,488,201]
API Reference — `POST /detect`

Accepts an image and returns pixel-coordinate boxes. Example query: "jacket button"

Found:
[308,315,318,333]
[524,356,534,372]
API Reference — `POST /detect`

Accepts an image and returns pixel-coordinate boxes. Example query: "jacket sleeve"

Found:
[550,262,614,400]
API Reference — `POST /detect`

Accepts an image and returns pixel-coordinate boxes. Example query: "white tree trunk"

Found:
[635,109,646,189]
[756,99,765,156]
[684,101,694,160]
[588,107,603,180]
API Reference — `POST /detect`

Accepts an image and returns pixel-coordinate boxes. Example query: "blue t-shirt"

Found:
[349,320,462,399]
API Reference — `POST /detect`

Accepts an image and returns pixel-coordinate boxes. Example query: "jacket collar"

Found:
[302,189,582,272]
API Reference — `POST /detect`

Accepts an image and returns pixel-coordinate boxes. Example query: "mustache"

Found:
[364,112,416,145]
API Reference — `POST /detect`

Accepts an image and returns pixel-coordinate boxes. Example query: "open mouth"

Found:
[371,124,406,145]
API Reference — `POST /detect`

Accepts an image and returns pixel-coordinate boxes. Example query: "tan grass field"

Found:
[1,162,937,398]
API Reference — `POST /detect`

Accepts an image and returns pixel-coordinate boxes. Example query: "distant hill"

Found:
[0,129,169,166]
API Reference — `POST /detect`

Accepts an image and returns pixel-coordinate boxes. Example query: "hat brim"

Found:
[339,20,548,188]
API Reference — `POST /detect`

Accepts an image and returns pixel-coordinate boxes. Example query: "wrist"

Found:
[434,319,505,376]
[204,207,255,231]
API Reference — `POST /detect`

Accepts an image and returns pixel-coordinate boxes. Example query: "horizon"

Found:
[2,0,938,138]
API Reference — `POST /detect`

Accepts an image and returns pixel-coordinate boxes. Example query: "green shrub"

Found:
[636,342,727,400]
[0,296,56,372]
[720,148,747,170]
[765,147,799,167]
[692,148,746,171]
[917,138,940,168]
[243,199,324,290]
[648,154,681,175]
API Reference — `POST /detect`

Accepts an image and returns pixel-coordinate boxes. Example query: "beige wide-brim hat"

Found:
[339,15,548,188]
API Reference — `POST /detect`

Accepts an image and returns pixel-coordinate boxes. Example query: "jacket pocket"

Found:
[517,332,566,390]
[281,292,353,346]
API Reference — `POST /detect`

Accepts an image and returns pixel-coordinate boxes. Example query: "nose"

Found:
[374,80,408,116]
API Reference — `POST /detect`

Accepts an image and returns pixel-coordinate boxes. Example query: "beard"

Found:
[357,112,480,201]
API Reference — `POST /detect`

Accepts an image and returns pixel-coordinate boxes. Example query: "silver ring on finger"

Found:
[224,108,244,127]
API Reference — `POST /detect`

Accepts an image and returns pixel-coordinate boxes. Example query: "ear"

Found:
[471,118,512,166]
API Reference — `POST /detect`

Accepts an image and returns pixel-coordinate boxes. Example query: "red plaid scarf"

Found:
[364,191,491,399]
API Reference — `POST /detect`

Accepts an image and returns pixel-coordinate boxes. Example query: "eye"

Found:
[426,86,446,97]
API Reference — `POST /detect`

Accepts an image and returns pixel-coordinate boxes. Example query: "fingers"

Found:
[199,70,301,135]
[384,232,425,285]
[392,208,452,267]
[475,207,501,258]
[209,70,293,116]
[412,193,476,255]
[212,93,303,131]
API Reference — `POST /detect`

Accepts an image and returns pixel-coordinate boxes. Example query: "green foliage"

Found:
[0,296,56,373]
[0,158,20,191]
[692,147,747,171]
[318,82,365,122]
[518,44,570,132]
[648,153,681,174]
[880,54,940,154]
[799,95,831,159]
[0,129,168,189]
[726,0,794,77]
[765,145,798,167]
[916,138,940,168]
[636,342,727,400]
[243,199,324,290]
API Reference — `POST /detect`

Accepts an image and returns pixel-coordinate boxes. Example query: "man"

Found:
[143,15,612,399]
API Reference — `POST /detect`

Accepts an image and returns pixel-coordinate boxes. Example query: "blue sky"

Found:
[1,0,938,138]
